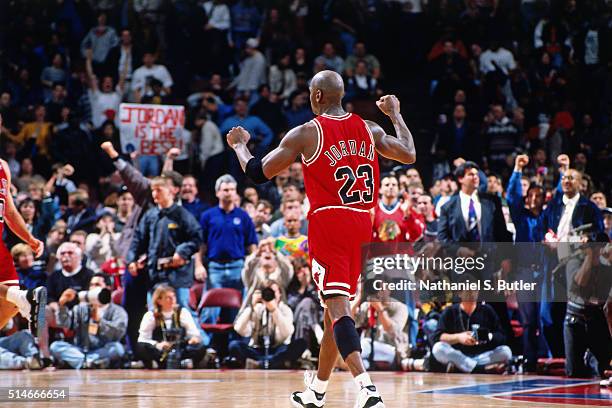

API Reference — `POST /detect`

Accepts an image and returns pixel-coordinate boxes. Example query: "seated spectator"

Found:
[14,159,45,192]
[344,42,381,79]
[354,289,409,370]
[47,242,94,308]
[0,329,42,370]
[131,51,173,101]
[50,273,128,369]
[40,54,68,100]
[11,244,47,290]
[4,195,55,249]
[431,281,512,373]
[85,212,120,273]
[345,61,380,101]
[230,280,306,368]
[314,43,344,74]
[136,285,205,369]
[269,194,308,238]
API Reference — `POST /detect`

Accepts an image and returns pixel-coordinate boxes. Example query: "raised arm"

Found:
[366,95,416,164]
[227,122,314,183]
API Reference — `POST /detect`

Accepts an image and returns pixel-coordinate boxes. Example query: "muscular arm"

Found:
[1,160,37,247]
[229,122,314,180]
[367,95,416,164]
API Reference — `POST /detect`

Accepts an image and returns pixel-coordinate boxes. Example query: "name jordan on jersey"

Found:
[323,139,376,167]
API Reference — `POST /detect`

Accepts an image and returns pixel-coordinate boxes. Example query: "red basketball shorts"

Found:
[0,240,19,286]
[308,207,372,300]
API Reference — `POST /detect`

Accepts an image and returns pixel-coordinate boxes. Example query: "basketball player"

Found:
[0,113,47,338]
[227,70,416,408]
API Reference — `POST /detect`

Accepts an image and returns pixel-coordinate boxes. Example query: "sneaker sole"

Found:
[291,392,325,408]
[33,287,47,339]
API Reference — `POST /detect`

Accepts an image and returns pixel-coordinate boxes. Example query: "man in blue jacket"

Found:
[127,175,202,310]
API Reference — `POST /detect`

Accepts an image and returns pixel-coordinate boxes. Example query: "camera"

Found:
[471,324,490,344]
[261,287,275,302]
[78,288,111,306]
[161,327,185,369]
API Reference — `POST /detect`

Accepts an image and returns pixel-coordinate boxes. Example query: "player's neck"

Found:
[319,105,345,117]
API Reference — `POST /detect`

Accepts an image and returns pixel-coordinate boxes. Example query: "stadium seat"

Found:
[189,282,205,311]
[111,287,124,305]
[199,288,242,333]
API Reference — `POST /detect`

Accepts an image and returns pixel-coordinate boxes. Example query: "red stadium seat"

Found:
[111,288,124,305]
[189,282,205,311]
[199,288,242,333]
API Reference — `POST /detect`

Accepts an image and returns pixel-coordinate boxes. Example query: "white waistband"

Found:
[311,206,370,215]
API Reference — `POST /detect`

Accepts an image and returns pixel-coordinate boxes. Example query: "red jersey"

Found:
[0,163,7,235]
[301,113,379,215]
[372,200,425,243]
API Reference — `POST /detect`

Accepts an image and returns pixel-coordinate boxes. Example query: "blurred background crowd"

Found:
[0,0,610,376]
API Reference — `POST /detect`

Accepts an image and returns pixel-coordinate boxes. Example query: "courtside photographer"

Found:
[50,273,128,369]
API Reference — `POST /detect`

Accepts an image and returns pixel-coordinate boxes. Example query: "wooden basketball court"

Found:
[1,370,609,407]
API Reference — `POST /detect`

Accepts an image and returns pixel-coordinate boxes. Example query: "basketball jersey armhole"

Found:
[301,118,324,166]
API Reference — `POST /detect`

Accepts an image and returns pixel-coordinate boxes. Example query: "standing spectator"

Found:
[220,99,273,178]
[314,43,344,74]
[431,282,512,373]
[230,0,261,52]
[180,175,209,222]
[131,51,173,101]
[269,195,308,238]
[80,13,119,77]
[85,49,125,129]
[283,90,314,129]
[50,273,128,369]
[63,190,97,234]
[114,189,135,233]
[416,194,438,242]
[253,200,273,240]
[127,175,202,309]
[199,175,258,292]
[269,54,298,101]
[484,104,520,175]
[250,85,287,141]
[202,0,232,75]
[436,105,481,164]
[229,38,267,99]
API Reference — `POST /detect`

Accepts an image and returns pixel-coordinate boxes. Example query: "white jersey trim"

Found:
[378,200,401,215]
[311,205,371,215]
[302,118,324,166]
[321,112,352,121]
[321,289,351,296]
[326,281,351,289]
[364,120,376,145]
[0,279,19,286]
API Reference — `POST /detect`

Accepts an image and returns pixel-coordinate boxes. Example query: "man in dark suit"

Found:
[438,161,512,256]
[438,161,513,340]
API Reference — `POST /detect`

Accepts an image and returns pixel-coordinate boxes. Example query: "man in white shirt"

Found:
[85,49,125,129]
[479,42,517,75]
[131,52,173,101]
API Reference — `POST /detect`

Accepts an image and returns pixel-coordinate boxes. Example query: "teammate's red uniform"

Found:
[0,164,19,286]
[302,112,379,299]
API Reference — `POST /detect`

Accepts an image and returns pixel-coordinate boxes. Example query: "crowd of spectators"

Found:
[0,0,611,377]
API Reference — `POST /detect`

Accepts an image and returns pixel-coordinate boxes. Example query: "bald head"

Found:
[309,70,344,115]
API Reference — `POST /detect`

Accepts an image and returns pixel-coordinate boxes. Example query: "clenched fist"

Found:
[376,95,400,117]
[557,154,570,171]
[514,154,529,170]
[226,126,251,149]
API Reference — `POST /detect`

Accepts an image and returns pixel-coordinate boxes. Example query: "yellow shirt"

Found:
[5,122,53,157]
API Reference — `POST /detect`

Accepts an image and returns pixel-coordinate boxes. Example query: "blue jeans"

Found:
[49,340,125,369]
[432,342,512,373]
[138,155,160,177]
[0,331,38,369]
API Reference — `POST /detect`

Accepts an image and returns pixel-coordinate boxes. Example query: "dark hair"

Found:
[454,161,480,179]
[92,272,111,287]
[257,199,273,212]
[161,170,183,188]
[526,182,545,197]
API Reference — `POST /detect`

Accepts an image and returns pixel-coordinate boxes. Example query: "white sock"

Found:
[310,376,328,394]
[6,286,29,316]
[354,372,373,389]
